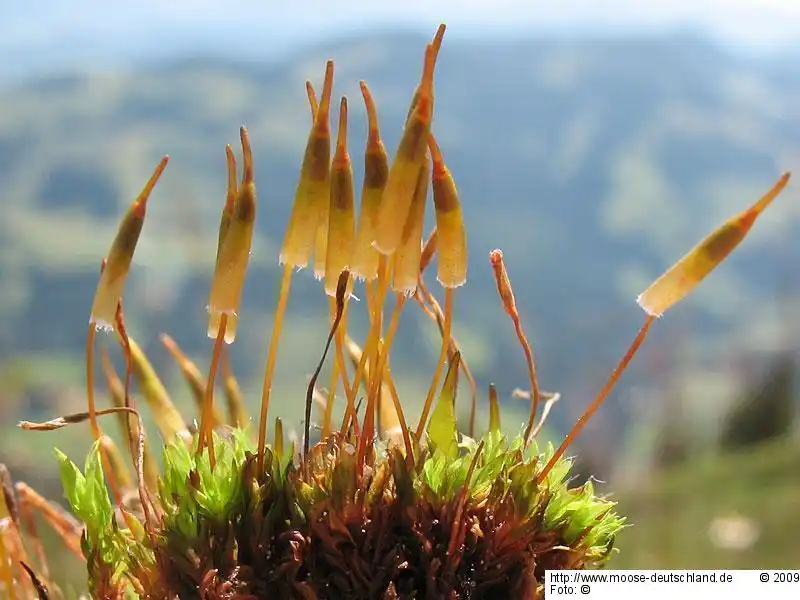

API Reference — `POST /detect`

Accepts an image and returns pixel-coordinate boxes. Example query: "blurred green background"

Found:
[1,2,799,594]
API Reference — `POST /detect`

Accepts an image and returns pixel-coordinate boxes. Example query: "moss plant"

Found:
[0,23,792,600]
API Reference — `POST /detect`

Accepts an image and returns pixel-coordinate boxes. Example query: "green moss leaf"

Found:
[427,352,461,459]
[55,442,112,539]
[488,384,501,433]
[84,441,112,529]
[55,447,84,515]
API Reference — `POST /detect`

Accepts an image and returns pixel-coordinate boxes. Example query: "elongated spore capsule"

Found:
[206,128,257,342]
[90,156,168,329]
[391,151,430,295]
[373,41,440,255]
[351,81,389,281]
[280,61,334,269]
[638,172,790,317]
[208,145,239,342]
[324,97,356,296]
[429,134,467,288]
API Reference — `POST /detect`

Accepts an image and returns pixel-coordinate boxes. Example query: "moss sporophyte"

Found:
[0,23,792,600]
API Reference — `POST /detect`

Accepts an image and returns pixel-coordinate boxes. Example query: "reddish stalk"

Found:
[384,365,415,466]
[489,249,541,444]
[415,276,478,436]
[536,316,655,483]
[257,262,294,471]
[14,484,83,559]
[340,255,389,435]
[356,294,406,473]
[196,313,228,467]
[304,272,349,462]
[85,324,123,505]
[415,287,454,440]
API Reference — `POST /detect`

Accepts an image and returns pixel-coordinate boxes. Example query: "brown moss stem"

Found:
[446,439,484,575]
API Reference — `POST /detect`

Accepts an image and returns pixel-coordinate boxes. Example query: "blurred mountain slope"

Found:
[1,31,799,438]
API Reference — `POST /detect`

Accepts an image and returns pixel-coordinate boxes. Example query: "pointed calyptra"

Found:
[324,97,356,296]
[351,81,389,281]
[490,249,517,317]
[306,80,319,120]
[207,144,239,342]
[391,150,430,295]
[206,127,257,341]
[406,24,446,125]
[429,134,467,288]
[489,248,542,442]
[637,172,790,317]
[90,156,168,330]
[372,38,441,255]
[279,61,334,269]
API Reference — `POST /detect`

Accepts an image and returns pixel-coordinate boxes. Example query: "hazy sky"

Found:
[151,0,800,45]
[5,1,800,45]
[2,0,799,80]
